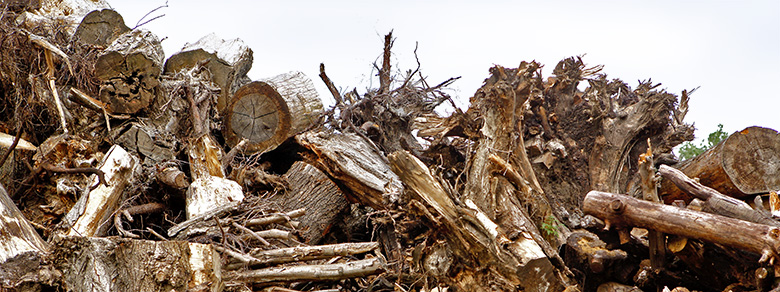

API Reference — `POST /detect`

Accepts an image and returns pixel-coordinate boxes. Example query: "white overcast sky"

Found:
[110,0,779,142]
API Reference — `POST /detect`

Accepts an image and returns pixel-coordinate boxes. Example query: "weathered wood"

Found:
[389,150,565,291]
[95,29,164,114]
[241,242,379,267]
[64,145,139,237]
[0,183,48,267]
[225,72,323,154]
[225,258,383,284]
[73,9,130,48]
[563,231,628,291]
[583,191,780,258]
[658,164,778,226]
[186,135,244,219]
[637,146,665,271]
[164,33,253,112]
[54,236,222,292]
[0,131,36,151]
[660,126,780,202]
[297,131,402,210]
[16,0,109,36]
[274,161,348,244]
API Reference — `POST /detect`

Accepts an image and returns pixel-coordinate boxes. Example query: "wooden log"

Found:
[658,164,778,226]
[274,161,348,244]
[297,131,402,210]
[186,135,244,219]
[164,33,253,113]
[54,236,222,292]
[227,242,379,268]
[16,0,109,36]
[583,191,780,259]
[225,257,383,284]
[64,145,139,237]
[0,182,48,266]
[73,9,130,48]
[224,72,323,154]
[660,126,780,202]
[95,29,164,114]
[563,231,627,291]
[638,146,665,271]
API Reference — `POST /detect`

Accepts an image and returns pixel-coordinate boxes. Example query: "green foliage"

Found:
[678,124,728,160]
[540,215,562,238]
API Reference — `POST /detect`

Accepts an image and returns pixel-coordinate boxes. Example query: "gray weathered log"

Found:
[95,29,164,114]
[73,9,130,48]
[224,72,323,154]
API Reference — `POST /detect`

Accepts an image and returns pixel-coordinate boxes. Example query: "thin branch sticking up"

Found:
[379,31,394,94]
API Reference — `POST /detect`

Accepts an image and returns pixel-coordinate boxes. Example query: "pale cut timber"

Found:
[224,72,323,153]
[660,126,780,202]
[164,33,253,112]
[0,131,36,151]
[65,145,139,237]
[276,161,348,244]
[55,236,222,292]
[0,183,48,263]
[186,135,244,219]
[95,29,164,114]
[297,131,402,210]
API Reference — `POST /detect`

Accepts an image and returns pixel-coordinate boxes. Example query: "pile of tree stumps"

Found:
[2,1,780,291]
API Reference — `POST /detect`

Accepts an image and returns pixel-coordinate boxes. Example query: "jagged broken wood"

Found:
[0,183,48,270]
[224,72,323,154]
[186,135,244,219]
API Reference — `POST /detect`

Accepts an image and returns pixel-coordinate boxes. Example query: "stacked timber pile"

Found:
[2,1,780,291]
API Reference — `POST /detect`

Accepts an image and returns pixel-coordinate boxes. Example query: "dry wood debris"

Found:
[1,1,780,292]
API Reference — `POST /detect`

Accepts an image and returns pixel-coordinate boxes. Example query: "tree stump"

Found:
[73,9,130,48]
[94,29,164,114]
[224,72,323,154]
[164,33,253,113]
[660,126,780,202]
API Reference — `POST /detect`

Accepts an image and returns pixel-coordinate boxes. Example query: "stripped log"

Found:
[164,33,253,112]
[660,126,780,202]
[583,191,780,260]
[224,72,323,154]
[95,29,164,114]
[64,145,139,237]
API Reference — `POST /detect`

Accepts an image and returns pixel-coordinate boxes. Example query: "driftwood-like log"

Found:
[54,236,221,292]
[225,258,383,284]
[274,161,348,244]
[583,191,780,259]
[64,145,139,237]
[95,29,164,114]
[660,126,780,202]
[73,9,130,48]
[658,164,779,226]
[228,242,379,268]
[164,33,253,112]
[224,72,323,154]
[297,131,402,210]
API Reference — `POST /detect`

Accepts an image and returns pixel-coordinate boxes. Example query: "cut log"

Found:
[563,231,628,291]
[73,9,130,48]
[164,33,253,112]
[16,0,109,36]
[64,145,139,237]
[224,72,323,154]
[660,126,780,202]
[583,191,780,259]
[297,131,402,210]
[95,29,164,114]
[186,135,244,219]
[54,236,222,292]
[0,182,48,285]
[274,161,348,244]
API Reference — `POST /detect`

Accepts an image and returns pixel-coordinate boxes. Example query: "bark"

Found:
[660,126,780,202]
[95,29,164,114]
[73,9,130,48]
[164,33,253,112]
[273,161,348,244]
[297,131,402,210]
[63,145,139,237]
[224,72,323,154]
[53,236,222,292]
[583,191,780,259]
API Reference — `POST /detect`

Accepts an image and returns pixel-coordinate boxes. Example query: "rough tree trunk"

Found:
[224,72,323,154]
[660,126,780,203]
[73,9,130,48]
[94,29,164,114]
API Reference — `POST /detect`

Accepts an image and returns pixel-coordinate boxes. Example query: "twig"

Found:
[222,139,247,172]
[379,31,393,94]
[319,63,343,105]
[245,208,305,227]
[146,227,168,241]
[43,50,68,134]
[133,0,168,30]
[40,161,108,188]
[0,128,22,169]
[231,221,270,246]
